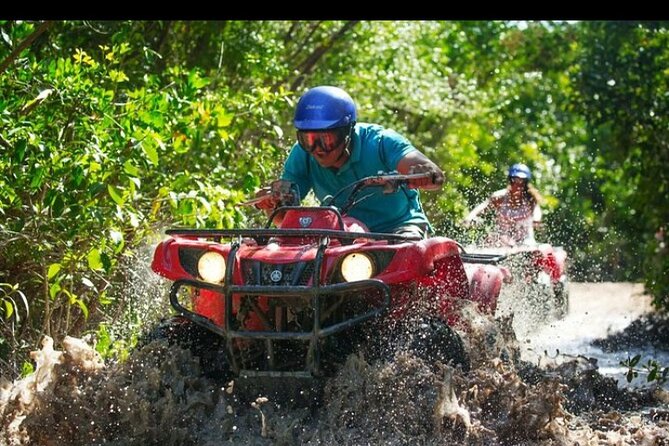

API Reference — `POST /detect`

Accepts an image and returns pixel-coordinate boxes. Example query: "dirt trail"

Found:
[520,282,669,388]
[520,282,652,352]
[566,282,652,334]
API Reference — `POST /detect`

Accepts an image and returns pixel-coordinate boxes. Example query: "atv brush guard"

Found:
[166,225,405,377]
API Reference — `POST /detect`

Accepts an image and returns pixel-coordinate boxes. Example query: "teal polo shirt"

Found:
[281,122,431,233]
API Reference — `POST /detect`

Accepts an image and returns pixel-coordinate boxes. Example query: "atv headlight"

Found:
[198,251,226,284]
[341,253,374,282]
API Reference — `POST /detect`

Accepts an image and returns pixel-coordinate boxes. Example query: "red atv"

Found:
[150,173,509,388]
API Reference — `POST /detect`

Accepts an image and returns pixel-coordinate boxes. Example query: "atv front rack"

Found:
[165,226,422,244]
[168,236,391,378]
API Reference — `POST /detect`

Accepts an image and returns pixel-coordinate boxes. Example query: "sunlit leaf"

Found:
[109,69,129,83]
[3,300,13,319]
[216,108,233,128]
[49,282,61,300]
[142,140,159,165]
[1,29,12,46]
[95,324,111,357]
[188,71,209,89]
[123,160,139,176]
[87,248,103,271]
[107,185,124,205]
[74,298,89,319]
[47,263,61,279]
[21,362,34,378]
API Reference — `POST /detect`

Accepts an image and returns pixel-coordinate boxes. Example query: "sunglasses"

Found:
[297,127,350,154]
[508,176,527,184]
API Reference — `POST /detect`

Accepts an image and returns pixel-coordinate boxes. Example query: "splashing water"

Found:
[101,231,173,352]
[2,286,668,445]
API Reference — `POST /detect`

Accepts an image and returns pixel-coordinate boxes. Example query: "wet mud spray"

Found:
[2,284,669,445]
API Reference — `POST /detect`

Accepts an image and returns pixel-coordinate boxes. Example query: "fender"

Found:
[534,244,567,283]
[462,264,510,314]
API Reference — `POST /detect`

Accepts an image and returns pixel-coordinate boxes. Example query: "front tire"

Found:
[403,318,470,372]
[140,316,230,380]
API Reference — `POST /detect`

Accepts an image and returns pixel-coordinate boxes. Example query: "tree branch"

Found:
[290,21,359,91]
[0,21,53,76]
[287,21,323,62]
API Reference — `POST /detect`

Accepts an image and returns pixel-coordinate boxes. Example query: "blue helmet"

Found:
[508,163,532,180]
[294,86,356,130]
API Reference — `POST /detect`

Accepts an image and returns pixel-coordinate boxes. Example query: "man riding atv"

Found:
[253,85,445,239]
[149,88,514,402]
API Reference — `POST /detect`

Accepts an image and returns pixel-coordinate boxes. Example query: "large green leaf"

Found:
[87,248,103,271]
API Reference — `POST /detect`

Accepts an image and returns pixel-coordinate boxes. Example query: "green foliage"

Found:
[20,361,34,378]
[94,323,135,362]
[621,354,669,385]
[569,22,669,304]
[0,282,29,325]
[0,21,294,373]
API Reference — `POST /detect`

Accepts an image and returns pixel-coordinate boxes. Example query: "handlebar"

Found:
[244,171,435,216]
[324,171,435,213]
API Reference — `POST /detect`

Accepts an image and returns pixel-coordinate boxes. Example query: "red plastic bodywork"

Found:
[533,243,567,282]
[463,242,567,300]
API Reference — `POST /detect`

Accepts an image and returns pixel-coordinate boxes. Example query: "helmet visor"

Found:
[297,127,350,154]
[508,176,528,184]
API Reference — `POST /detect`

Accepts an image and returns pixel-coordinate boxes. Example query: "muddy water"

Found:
[1,283,669,445]
[517,282,669,389]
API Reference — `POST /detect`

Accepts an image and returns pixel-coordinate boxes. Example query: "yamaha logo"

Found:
[299,217,313,228]
[270,270,283,282]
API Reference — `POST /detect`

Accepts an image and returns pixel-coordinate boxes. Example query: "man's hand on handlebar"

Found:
[407,164,445,190]
[252,186,280,212]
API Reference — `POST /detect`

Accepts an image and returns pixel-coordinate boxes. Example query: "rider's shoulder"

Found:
[490,189,508,199]
[357,122,384,136]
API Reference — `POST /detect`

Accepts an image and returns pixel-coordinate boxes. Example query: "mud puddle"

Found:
[516,283,669,389]
[2,284,669,445]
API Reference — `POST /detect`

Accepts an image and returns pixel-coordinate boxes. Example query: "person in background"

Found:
[463,163,543,246]
[254,86,445,239]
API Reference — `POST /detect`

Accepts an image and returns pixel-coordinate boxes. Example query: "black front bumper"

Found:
[169,237,391,378]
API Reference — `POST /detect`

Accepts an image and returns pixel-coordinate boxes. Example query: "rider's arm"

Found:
[378,128,445,190]
[396,151,445,190]
[532,203,543,227]
[463,199,490,226]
